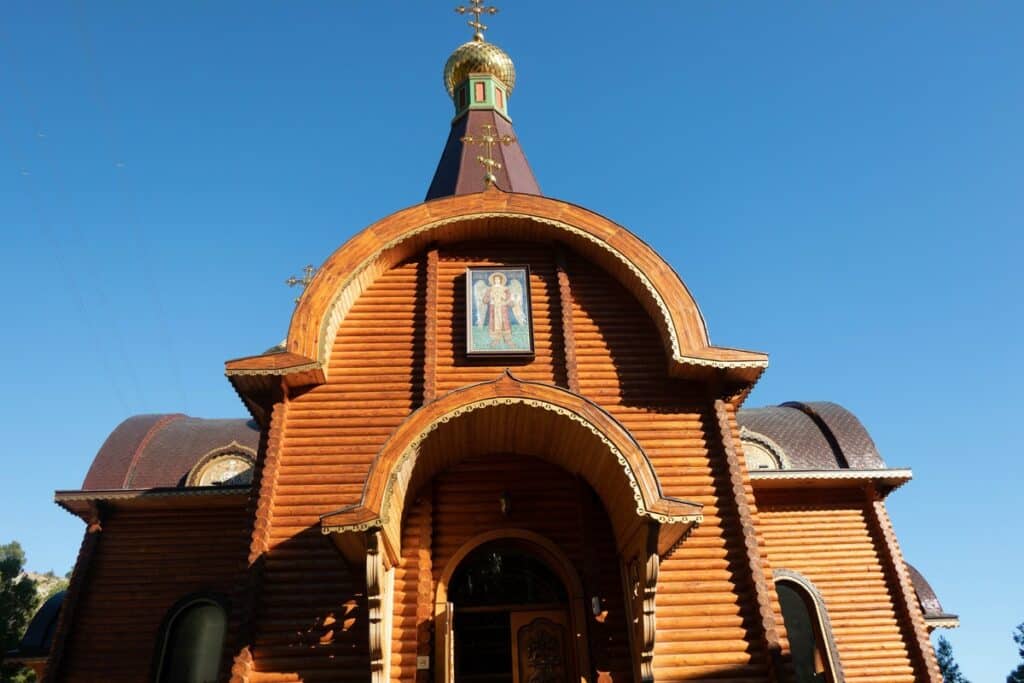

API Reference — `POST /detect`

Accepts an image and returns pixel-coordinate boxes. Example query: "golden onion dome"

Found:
[443,38,516,96]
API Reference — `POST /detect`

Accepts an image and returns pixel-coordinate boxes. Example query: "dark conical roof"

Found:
[426,109,539,199]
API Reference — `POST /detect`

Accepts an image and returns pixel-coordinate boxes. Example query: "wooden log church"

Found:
[16,5,959,682]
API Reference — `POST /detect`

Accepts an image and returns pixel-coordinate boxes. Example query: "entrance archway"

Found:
[320,375,704,683]
[320,373,703,566]
[436,530,590,683]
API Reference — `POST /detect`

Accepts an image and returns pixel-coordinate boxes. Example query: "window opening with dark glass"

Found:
[777,582,833,683]
[157,600,227,683]
[449,545,568,683]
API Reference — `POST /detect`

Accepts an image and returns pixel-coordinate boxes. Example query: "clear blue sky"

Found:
[2,2,1020,679]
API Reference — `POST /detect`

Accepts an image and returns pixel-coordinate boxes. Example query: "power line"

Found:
[69,0,191,413]
[0,47,136,414]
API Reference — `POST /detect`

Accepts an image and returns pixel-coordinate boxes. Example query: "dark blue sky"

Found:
[2,2,1020,678]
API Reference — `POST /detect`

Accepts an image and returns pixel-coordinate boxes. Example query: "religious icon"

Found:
[466,266,534,356]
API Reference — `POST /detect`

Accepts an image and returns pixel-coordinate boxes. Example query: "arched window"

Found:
[155,596,228,683]
[775,573,841,683]
[743,439,781,470]
[448,544,570,683]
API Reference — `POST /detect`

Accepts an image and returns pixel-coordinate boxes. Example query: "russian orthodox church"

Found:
[6,5,958,682]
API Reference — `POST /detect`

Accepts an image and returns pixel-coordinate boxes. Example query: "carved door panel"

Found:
[510,611,572,683]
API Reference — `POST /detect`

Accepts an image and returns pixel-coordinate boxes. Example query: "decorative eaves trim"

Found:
[322,395,703,536]
[313,210,691,370]
[749,468,913,494]
[749,468,912,482]
[225,359,321,377]
[319,372,704,552]
[303,208,766,379]
[55,485,250,505]
[678,352,768,370]
[226,361,320,377]
[925,615,961,630]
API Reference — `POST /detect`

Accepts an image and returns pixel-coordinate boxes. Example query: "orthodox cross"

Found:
[461,124,516,188]
[285,264,317,304]
[455,0,499,40]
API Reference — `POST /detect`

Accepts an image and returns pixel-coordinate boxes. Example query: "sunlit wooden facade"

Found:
[36,20,957,683]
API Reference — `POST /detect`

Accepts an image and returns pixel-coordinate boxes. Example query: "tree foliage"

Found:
[1008,622,1024,683]
[1,542,40,683]
[1,665,35,683]
[936,635,970,683]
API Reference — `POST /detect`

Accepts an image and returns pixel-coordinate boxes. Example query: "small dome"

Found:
[444,38,516,96]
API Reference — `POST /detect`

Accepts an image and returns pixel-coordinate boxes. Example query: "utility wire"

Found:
[70,0,191,413]
[0,48,135,415]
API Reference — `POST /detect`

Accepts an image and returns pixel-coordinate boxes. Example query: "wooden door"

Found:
[510,611,572,683]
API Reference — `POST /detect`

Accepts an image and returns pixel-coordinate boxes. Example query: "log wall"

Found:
[241,237,920,682]
[249,258,425,681]
[755,492,922,682]
[58,505,251,682]
[435,243,566,390]
[248,241,778,681]
[46,175,937,683]
[568,254,774,681]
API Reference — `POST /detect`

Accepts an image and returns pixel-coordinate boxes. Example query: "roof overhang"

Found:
[54,485,250,523]
[925,614,961,630]
[225,192,769,419]
[749,468,913,497]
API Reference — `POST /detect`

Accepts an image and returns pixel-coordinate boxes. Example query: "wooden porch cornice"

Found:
[319,372,703,567]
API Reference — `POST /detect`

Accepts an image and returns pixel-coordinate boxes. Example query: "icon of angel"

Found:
[473,271,526,348]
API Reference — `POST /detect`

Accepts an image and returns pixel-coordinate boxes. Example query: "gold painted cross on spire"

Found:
[461,124,516,188]
[455,0,499,41]
[285,264,317,304]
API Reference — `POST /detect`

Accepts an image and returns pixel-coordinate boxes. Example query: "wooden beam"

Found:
[41,515,102,683]
[620,521,659,683]
[367,531,395,683]
[555,247,580,393]
[424,246,439,403]
[711,399,783,682]
[864,486,943,682]
[229,388,288,683]
[416,493,434,683]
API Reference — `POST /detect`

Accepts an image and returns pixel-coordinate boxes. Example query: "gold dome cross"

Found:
[455,0,499,41]
[461,124,516,188]
[285,264,317,304]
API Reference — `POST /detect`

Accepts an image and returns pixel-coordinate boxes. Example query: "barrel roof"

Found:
[81,414,259,490]
[736,401,887,470]
[907,562,958,623]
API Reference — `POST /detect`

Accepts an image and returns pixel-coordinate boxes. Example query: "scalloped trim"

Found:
[225,361,320,377]
[749,468,912,483]
[54,486,250,503]
[315,212,694,372]
[322,395,703,535]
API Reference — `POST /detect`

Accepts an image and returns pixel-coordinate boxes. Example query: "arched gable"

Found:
[279,192,766,381]
[320,371,702,565]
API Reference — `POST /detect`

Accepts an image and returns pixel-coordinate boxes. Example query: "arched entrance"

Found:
[437,531,589,683]
[320,375,705,683]
[320,373,703,564]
